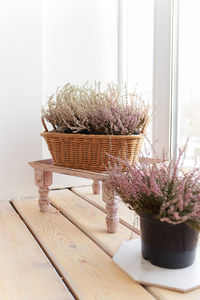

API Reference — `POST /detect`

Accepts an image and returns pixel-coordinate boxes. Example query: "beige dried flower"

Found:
[42,82,150,135]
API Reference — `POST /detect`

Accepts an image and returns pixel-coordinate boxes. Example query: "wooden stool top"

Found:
[29,159,107,181]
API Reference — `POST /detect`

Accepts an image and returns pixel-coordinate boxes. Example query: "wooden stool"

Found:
[29,159,119,233]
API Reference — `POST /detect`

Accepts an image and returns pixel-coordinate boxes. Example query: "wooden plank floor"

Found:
[0,187,199,299]
[0,201,73,300]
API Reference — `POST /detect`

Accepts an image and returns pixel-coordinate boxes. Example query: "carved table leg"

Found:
[102,181,119,233]
[34,169,52,212]
[92,180,101,194]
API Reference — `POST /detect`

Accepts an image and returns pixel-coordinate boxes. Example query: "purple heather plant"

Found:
[106,143,200,231]
[42,82,149,135]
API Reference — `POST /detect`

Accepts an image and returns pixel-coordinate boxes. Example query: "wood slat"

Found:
[29,159,106,181]
[71,186,139,232]
[147,286,200,300]
[0,200,17,216]
[12,197,155,300]
[50,189,139,257]
[0,201,73,300]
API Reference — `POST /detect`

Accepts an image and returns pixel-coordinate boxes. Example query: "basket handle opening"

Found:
[141,117,149,135]
[41,116,57,132]
[41,116,48,132]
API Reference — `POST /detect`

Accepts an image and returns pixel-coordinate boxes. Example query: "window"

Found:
[119,0,154,152]
[118,0,172,156]
[127,0,154,148]
[127,0,154,104]
[121,0,172,157]
[176,0,200,166]
[123,0,200,163]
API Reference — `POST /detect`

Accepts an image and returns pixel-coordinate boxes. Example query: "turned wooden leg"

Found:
[92,180,101,194]
[102,181,119,233]
[34,169,52,212]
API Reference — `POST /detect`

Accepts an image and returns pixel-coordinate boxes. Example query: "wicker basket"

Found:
[41,117,148,173]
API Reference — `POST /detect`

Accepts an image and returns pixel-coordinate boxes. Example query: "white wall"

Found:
[0,0,118,198]
[0,0,42,200]
[42,0,118,188]
[42,0,118,92]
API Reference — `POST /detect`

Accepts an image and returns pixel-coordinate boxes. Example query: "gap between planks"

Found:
[0,200,74,300]
[50,192,159,300]
[12,196,155,300]
[49,189,160,300]
[71,186,140,235]
[10,200,81,300]
[50,201,114,258]
[50,189,139,258]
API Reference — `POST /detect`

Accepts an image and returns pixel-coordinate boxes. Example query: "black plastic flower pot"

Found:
[138,212,199,269]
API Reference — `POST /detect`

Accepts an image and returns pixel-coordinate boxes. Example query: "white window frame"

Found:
[118,0,128,90]
[118,0,179,159]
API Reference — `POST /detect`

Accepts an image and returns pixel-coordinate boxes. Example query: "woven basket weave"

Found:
[41,117,148,173]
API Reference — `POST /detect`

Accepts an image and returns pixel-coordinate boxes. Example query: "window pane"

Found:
[127,0,154,150]
[177,0,200,166]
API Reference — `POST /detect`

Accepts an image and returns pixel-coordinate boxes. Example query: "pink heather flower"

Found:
[106,142,200,231]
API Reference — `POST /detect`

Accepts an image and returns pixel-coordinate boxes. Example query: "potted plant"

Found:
[106,144,200,269]
[41,82,150,172]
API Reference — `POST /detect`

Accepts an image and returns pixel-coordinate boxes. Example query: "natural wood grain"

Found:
[102,182,119,233]
[0,201,73,300]
[12,197,155,300]
[92,180,101,194]
[0,200,17,216]
[71,186,140,233]
[34,169,53,212]
[29,159,107,181]
[50,189,138,256]
[147,286,200,300]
